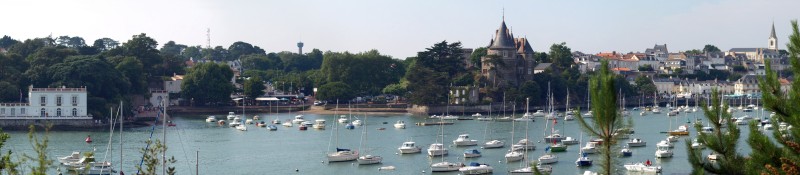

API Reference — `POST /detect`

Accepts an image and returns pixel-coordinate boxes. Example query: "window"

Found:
[10,108,15,116]
[40,108,45,117]
[72,108,77,116]
[57,96,62,106]
[56,108,61,117]
[40,96,46,106]
[1,108,4,115]
[72,96,78,106]
[20,108,25,114]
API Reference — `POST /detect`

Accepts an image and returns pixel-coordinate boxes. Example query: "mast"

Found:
[162,98,167,175]
[119,101,123,174]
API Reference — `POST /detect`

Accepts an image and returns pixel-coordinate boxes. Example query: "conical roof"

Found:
[517,38,534,54]
[770,22,777,39]
[489,21,515,49]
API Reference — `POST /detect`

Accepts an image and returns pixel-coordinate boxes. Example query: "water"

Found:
[2,108,766,174]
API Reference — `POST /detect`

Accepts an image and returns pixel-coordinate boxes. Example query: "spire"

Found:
[770,22,777,39]
[489,19,515,49]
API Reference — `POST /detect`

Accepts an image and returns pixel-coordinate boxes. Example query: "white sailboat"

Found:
[235,99,247,131]
[430,114,463,172]
[505,109,524,162]
[327,100,358,162]
[483,103,505,149]
[357,114,382,165]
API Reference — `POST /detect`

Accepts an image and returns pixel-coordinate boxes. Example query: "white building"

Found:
[165,74,184,94]
[0,86,90,119]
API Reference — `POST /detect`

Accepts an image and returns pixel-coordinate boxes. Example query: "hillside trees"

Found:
[181,63,234,106]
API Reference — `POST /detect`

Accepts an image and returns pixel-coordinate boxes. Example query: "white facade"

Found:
[0,86,90,119]
[165,74,184,93]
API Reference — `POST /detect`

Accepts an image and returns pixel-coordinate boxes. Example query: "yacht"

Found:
[205,116,217,123]
[441,115,459,120]
[282,121,293,127]
[544,134,564,143]
[583,110,593,117]
[398,142,421,154]
[430,161,463,172]
[312,119,326,129]
[667,135,679,142]
[576,153,593,166]
[655,146,673,158]
[532,110,546,117]
[624,162,662,173]
[226,112,236,120]
[272,118,282,124]
[267,125,278,131]
[504,150,524,162]
[483,140,505,149]
[327,148,359,162]
[338,115,349,123]
[427,143,447,156]
[58,152,82,165]
[581,142,598,154]
[463,149,482,158]
[511,139,536,151]
[393,120,406,129]
[510,164,552,174]
[621,147,633,157]
[458,162,493,175]
[292,115,305,124]
[564,114,575,121]
[561,137,580,145]
[627,138,646,147]
[691,139,705,149]
[357,154,382,165]
[453,134,478,146]
[537,153,558,164]
[235,123,247,131]
[352,119,363,126]
[74,161,115,175]
[656,140,674,148]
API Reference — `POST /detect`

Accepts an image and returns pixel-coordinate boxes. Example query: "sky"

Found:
[2,0,799,59]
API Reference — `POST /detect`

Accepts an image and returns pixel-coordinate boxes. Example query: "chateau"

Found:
[480,19,537,87]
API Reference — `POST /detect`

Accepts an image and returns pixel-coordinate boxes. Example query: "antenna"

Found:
[502,7,505,21]
[206,28,211,49]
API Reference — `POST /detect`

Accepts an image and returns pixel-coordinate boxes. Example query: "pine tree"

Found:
[576,60,623,175]
[686,89,746,174]
[750,20,800,175]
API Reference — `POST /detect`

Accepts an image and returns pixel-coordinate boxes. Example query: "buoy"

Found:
[295,169,299,172]
[85,135,92,143]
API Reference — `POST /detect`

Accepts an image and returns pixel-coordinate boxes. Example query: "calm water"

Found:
[2,108,767,175]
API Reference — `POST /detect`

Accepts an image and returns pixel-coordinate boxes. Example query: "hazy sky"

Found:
[3,0,799,58]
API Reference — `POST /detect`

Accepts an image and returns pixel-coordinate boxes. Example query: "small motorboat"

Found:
[272,118,282,124]
[398,141,421,154]
[267,125,278,131]
[282,121,293,127]
[393,121,406,129]
[621,147,633,157]
[655,146,673,158]
[378,166,395,171]
[458,162,492,175]
[538,153,558,164]
[352,119,363,126]
[581,142,598,154]
[206,116,217,122]
[452,134,478,146]
[58,152,82,165]
[624,161,661,173]
[561,137,580,145]
[257,121,267,127]
[345,123,355,130]
[167,121,176,127]
[463,149,481,158]
[252,115,260,120]
[217,120,225,125]
[576,152,593,166]
[226,112,236,120]
[483,140,504,149]
[338,115,349,123]
[627,138,646,147]
[312,119,326,129]
[245,119,254,125]
[299,124,307,130]
[292,115,305,124]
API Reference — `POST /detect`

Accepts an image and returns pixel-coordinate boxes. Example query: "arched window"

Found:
[40,108,45,117]
[56,108,62,117]
[72,108,78,116]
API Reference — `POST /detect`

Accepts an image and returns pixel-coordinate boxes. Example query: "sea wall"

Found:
[0,119,99,130]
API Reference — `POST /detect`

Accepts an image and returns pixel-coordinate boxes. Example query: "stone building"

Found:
[480,19,536,87]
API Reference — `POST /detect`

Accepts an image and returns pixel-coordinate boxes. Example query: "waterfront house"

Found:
[0,86,90,120]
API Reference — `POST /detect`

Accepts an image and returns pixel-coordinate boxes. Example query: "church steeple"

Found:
[769,22,778,50]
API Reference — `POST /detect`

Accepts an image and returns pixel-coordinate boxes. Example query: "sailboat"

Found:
[235,99,247,131]
[430,113,463,172]
[583,86,593,117]
[506,110,524,162]
[575,132,592,166]
[327,100,358,162]
[652,92,661,114]
[483,104,505,149]
[564,90,575,121]
[357,114,382,165]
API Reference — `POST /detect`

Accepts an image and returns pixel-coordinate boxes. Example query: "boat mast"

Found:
[119,101,123,174]
[162,98,167,175]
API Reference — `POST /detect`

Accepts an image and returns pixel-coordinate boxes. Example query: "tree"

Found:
[228,41,265,60]
[549,42,573,69]
[181,46,203,59]
[56,36,86,48]
[469,47,487,69]
[181,63,234,106]
[111,33,163,77]
[136,139,176,175]
[519,81,541,105]
[316,82,355,101]
[0,35,19,49]
[24,125,52,175]
[382,81,407,97]
[686,89,745,174]
[92,38,119,51]
[405,41,466,105]
[575,60,623,175]
[0,128,19,174]
[703,44,721,53]
[115,56,147,94]
[638,65,654,71]
[319,50,403,95]
[160,41,187,56]
[243,76,265,99]
[634,76,656,96]
[685,49,703,55]
[49,56,131,118]
[241,54,281,70]
[748,20,800,174]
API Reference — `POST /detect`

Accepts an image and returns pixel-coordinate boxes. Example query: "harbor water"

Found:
[2,108,766,174]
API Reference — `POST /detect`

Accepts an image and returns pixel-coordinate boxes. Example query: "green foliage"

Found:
[136,139,177,175]
[382,82,407,96]
[181,46,203,59]
[685,49,703,55]
[49,56,131,118]
[634,76,657,96]
[241,53,282,70]
[575,60,622,175]
[469,47,487,69]
[116,33,163,75]
[182,63,234,106]
[160,41,187,57]
[0,128,19,174]
[549,42,573,69]
[228,41,265,60]
[405,41,467,105]
[243,76,266,99]
[115,56,147,94]
[55,35,86,48]
[92,38,119,52]
[638,65,654,71]
[316,82,355,101]
[703,44,721,53]
[687,89,745,174]
[320,50,404,95]
[24,125,52,175]
[748,20,800,174]
[24,47,78,87]
[0,35,19,48]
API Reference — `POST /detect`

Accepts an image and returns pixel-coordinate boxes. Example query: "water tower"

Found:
[297,41,304,54]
